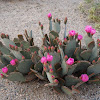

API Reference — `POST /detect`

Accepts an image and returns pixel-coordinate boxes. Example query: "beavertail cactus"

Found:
[0,14,100,96]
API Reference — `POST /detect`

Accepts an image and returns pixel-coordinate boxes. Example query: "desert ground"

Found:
[0,0,100,100]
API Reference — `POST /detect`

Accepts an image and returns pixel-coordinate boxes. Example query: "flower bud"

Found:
[64,17,67,24]
[43,66,47,72]
[53,18,55,22]
[51,46,55,51]
[0,74,3,78]
[64,55,68,60]
[49,64,52,69]
[22,56,25,60]
[54,79,59,84]
[92,60,96,64]
[49,69,53,73]
[51,75,55,79]
[56,18,58,22]
[27,49,30,52]
[64,38,67,43]
[41,24,43,30]
[48,46,51,50]
[57,49,60,53]
[39,22,41,26]
[15,46,18,51]
[44,46,47,51]
[59,42,62,46]
[6,34,9,39]
[58,19,61,24]
[11,45,15,50]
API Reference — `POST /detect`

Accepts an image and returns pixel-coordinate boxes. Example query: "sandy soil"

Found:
[0,0,100,100]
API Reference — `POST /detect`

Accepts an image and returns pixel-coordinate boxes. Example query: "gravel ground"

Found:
[0,0,100,100]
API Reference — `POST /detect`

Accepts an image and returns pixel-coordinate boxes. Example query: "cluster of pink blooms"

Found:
[85,25,96,35]
[69,30,83,40]
[80,74,89,82]
[0,59,18,77]
[41,53,53,64]
[66,58,74,65]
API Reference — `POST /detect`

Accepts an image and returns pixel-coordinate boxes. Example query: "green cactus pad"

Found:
[49,20,52,31]
[2,38,16,49]
[7,64,16,74]
[0,62,5,69]
[67,64,77,75]
[53,86,62,93]
[49,31,59,37]
[80,50,92,60]
[30,68,45,80]
[29,46,39,54]
[65,39,76,57]
[89,45,99,62]
[87,64,100,76]
[20,51,31,59]
[21,41,30,49]
[84,35,95,49]
[34,62,43,72]
[58,46,64,61]
[49,31,59,46]
[15,43,20,47]
[25,73,37,82]
[18,59,33,74]
[61,86,72,96]
[46,72,54,83]
[49,52,60,68]
[61,59,68,75]
[52,22,60,33]
[11,50,22,60]
[65,75,81,87]
[73,61,91,73]
[74,48,84,60]
[0,45,10,55]
[7,72,26,82]
[13,38,19,43]
[0,55,11,65]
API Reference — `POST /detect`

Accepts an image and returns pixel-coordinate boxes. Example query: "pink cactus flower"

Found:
[69,30,76,36]
[66,58,74,65]
[47,13,52,18]
[85,25,92,33]
[2,67,8,73]
[80,74,89,82]
[41,57,47,63]
[90,28,96,35]
[47,54,53,62]
[0,74,3,77]
[10,59,16,66]
[78,34,83,40]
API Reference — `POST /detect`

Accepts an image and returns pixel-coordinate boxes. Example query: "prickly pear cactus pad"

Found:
[0,13,100,96]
